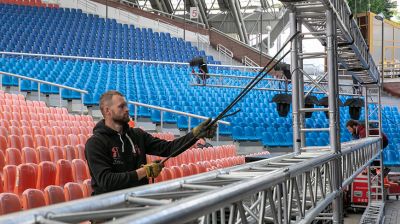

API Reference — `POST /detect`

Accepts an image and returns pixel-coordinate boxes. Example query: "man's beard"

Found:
[112,113,130,125]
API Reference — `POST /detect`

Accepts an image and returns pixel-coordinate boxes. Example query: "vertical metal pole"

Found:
[326,9,343,224]
[289,10,300,154]
[260,11,262,65]
[379,18,385,202]
[134,105,138,123]
[364,86,369,136]
[297,20,305,149]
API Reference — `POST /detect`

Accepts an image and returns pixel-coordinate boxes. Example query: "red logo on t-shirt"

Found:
[111,147,120,158]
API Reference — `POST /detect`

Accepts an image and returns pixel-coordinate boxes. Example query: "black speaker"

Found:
[272,93,292,117]
[344,98,364,120]
[304,95,318,118]
[317,96,344,119]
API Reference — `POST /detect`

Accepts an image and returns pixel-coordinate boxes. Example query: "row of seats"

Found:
[2,159,89,195]
[0,182,90,215]
[146,145,237,167]
[0,145,86,168]
[0,125,92,139]
[0,0,58,8]
[154,156,246,183]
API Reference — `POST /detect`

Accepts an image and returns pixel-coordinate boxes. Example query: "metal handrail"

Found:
[77,0,97,13]
[156,19,179,35]
[0,71,88,113]
[129,101,230,142]
[216,44,233,58]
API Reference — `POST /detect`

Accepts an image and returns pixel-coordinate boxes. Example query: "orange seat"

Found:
[21,135,35,148]
[71,159,89,184]
[53,126,63,136]
[21,126,32,136]
[3,165,17,192]
[21,189,46,210]
[68,134,79,146]
[0,126,8,139]
[7,135,21,149]
[57,135,69,147]
[0,135,7,152]
[0,193,22,215]
[0,120,10,131]
[6,148,22,165]
[62,126,72,135]
[74,144,86,160]
[55,159,74,186]
[78,134,88,145]
[0,150,5,176]
[44,185,66,205]
[31,125,42,135]
[170,166,183,178]
[42,126,53,136]
[11,112,21,121]
[63,145,77,161]
[82,179,92,197]
[20,112,30,122]
[64,182,84,201]
[187,163,199,175]
[37,146,51,162]
[15,164,37,196]
[34,134,47,148]
[21,147,38,164]
[9,120,20,128]
[50,146,64,162]
[9,126,21,137]
[37,161,57,190]
[46,135,59,147]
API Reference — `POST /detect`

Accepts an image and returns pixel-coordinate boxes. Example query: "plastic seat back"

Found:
[0,193,22,215]
[15,164,37,196]
[50,146,64,162]
[37,161,57,190]
[64,182,84,201]
[3,165,17,192]
[75,144,86,160]
[82,179,93,197]
[21,189,46,210]
[6,148,22,165]
[0,136,7,152]
[63,145,77,161]
[55,159,74,186]
[7,135,21,149]
[37,146,51,162]
[34,134,47,148]
[44,185,66,205]
[71,159,89,184]
[21,147,38,164]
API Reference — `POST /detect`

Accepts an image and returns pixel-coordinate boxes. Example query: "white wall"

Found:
[56,0,208,44]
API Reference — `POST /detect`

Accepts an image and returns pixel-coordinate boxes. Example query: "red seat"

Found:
[31,126,42,136]
[68,134,79,146]
[37,161,56,190]
[37,146,51,162]
[21,147,38,164]
[15,164,37,196]
[181,164,192,177]
[0,136,7,152]
[21,135,35,148]
[50,146,64,162]
[0,150,5,176]
[21,126,32,136]
[55,159,74,186]
[82,179,92,197]
[7,135,21,149]
[78,134,88,145]
[20,112,30,121]
[42,126,53,136]
[53,126,63,136]
[3,165,17,192]
[9,120,20,128]
[62,126,72,135]
[6,148,22,165]
[44,185,66,205]
[34,134,47,148]
[74,144,86,160]
[46,135,59,147]
[72,159,89,184]
[11,112,20,121]
[0,193,22,214]
[57,135,69,147]
[9,126,21,137]
[188,163,200,175]
[0,126,8,139]
[21,189,46,210]
[64,182,84,201]
[63,145,77,161]
[0,120,10,132]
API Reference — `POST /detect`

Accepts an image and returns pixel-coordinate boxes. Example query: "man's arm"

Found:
[85,136,146,192]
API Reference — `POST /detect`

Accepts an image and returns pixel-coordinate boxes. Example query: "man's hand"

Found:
[141,161,164,178]
[192,118,217,139]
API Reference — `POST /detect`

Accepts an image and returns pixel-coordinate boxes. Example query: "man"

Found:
[346,120,388,148]
[85,90,216,195]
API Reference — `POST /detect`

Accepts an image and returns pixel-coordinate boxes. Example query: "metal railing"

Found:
[216,44,233,65]
[129,101,230,142]
[118,9,139,24]
[0,71,88,113]
[156,19,180,36]
[0,138,381,224]
[77,0,97,14]
[242,56,260,69]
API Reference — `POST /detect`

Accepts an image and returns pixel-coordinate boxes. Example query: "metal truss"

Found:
[0,138,380,224]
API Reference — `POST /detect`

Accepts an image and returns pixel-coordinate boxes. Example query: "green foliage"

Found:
[347,0,397,19]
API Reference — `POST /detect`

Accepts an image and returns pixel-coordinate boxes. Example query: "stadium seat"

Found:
[78,134,88,145]
[37,161,57,190]
[44,185,66,205]
[74,144,86,160]
[55,159,74,186]
[34,134,47,148]
[50,146,64,162]
[0,136,7,152]
[37,146,52,162]
[63,145,77,161]
[21,189,46,210]
[71,159,89,184]
[15,164,37,196]
[82,179,92,197]
[5,148,22,165]
[9,126,21,137]
[57,135,69,147]
[0,150,5,176]
[46,135,59,147]
[0,193,22,215]
[21,147,38,164]
[3,165,17,193]
[7,135,21,149]
[64,182,84,201]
